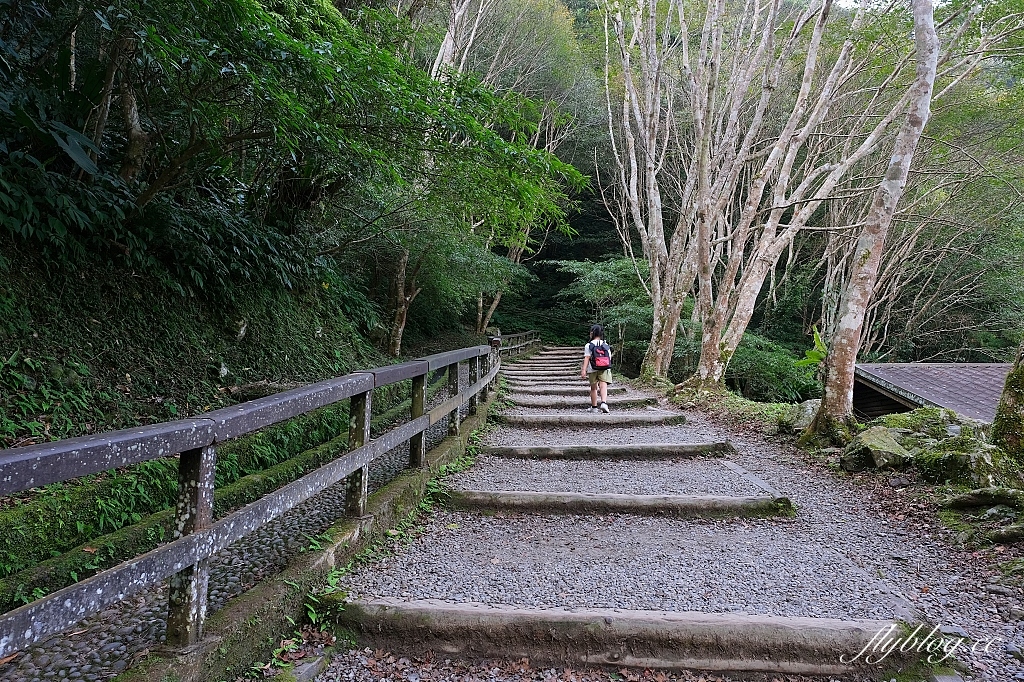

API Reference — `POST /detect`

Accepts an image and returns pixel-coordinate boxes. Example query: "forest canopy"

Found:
[2,0,1023,416]
[0,0,585,353]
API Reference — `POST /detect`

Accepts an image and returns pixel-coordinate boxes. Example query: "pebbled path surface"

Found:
[448,457,763,496]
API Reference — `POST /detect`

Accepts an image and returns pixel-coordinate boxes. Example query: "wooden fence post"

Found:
[493,349,500,391]
[165,445,216,647]
[447,362,460,437]
[468,355,479,415]
[346,390,372,516]
[409,373,426,467]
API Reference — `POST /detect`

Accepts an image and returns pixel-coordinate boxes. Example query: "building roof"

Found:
[854,363,1013,423]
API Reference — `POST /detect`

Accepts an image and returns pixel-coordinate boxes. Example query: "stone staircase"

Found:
[333,346,930,678]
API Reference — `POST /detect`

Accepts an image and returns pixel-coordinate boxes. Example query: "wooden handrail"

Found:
[0,334,541,658]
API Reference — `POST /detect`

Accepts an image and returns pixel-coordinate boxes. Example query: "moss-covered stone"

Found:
[841,426,911,471]
[778,399,820,434]
[915,437,1022,487]
[868,407,962,439]
[853,407,1024,487]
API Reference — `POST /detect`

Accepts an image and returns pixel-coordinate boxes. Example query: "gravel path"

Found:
[448,457,764,497]
[342,510,900,619]
[330,351,1024,682]
[484,424,726,448]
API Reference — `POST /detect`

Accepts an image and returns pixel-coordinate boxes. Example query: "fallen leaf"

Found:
[0,652,19,665]
[83,547,97,554]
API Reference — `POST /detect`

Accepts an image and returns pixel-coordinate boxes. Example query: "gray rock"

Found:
[985,584,1015,596]
[981,505,1018,520]
[841,426,912,471]
[940,624,970,638]
[918,442,1019,488]
[782,399,820,433]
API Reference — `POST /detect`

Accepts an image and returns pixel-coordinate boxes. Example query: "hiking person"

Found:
[581,324,612,413]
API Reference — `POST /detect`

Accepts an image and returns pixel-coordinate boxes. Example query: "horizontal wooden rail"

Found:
[0,334,541,659]
[491,330,540,358]
[0,419,216,495]
[0,350,499,497]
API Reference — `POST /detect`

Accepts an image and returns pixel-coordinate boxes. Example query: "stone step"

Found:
[503,379,594,387]
[503,374,591,381]
[333,599,914,675]
[494,412,686,427]
[503,367,579,374]
[479,443,733,458]
[449,489,792,517]
[510,395,657,409]
[509,385,628,396]
[504,363,579,370]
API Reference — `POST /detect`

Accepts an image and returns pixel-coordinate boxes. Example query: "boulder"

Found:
[841,426,912,471]
[917,440,1023,487]
[783,399,820,433]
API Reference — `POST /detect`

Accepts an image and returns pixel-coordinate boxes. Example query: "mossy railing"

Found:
[0,333,541,658]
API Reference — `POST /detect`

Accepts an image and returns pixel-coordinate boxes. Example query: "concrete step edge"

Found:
[495,413,687,426]
[509,397,658,408]
[448,489,792,517]
[479,443,733,458]
[509,386,629,395]
[333,598,917,675]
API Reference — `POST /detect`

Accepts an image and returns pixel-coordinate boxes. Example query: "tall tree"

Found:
[810,0,939,439]
[811,1,1024,438]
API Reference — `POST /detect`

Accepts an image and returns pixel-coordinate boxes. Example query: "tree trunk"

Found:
[993,340,1024,462]
[480,291,502,333]
[86,37,124,170]
[641,293,683,381]
[810,0,939,441]
[119,80,149,181]
[388,249,410,357]
[692,312,729,387]
[388,249,425,358]
[476,292,485,334]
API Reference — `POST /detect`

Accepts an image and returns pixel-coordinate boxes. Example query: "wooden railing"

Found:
[0,333,541,658]
[490,330,540,356]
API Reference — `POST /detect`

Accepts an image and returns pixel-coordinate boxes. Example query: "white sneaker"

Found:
[586,406,597,413]
[600,403,610,413]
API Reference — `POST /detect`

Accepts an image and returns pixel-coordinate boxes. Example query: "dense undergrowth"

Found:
[0,244,390,449]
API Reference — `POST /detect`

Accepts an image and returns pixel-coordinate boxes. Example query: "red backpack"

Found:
[591,340,612,369]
